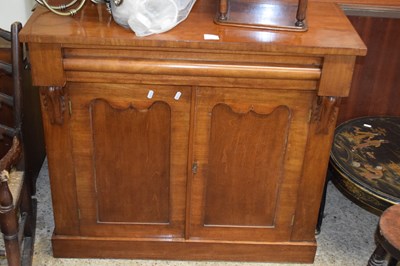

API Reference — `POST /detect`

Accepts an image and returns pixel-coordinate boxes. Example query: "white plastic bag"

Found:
[110,0,196,36]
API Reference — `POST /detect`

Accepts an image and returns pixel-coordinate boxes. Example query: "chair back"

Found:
[0,22,23,167]
[0,22,36,266]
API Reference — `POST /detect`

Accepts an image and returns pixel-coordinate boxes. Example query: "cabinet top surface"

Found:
[20,0,366,56]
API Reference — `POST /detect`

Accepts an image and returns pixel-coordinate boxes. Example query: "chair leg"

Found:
[368,243,387,266]
[0,181,21,266]
[0,208,21,266]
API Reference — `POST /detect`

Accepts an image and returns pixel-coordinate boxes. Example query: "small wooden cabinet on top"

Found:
[20,0,366,263]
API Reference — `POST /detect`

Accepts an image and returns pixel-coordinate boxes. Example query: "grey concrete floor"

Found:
[8,160,382,265]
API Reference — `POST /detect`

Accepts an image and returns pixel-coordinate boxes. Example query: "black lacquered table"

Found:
[330,116,400,214]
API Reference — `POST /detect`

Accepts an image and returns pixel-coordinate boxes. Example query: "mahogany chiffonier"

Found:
[19,0,366,263]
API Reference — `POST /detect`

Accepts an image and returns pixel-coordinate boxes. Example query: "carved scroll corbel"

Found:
[40,86,66,125]
[311,96,340,134]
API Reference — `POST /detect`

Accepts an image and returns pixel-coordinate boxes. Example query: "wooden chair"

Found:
[0,22,36,266]
[368,203,400,266]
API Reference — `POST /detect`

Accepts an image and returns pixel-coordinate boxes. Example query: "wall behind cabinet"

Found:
[336,15,400,123]
[0,0,35,29]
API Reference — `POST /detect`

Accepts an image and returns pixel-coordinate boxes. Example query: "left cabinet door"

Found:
[68,83,191,238]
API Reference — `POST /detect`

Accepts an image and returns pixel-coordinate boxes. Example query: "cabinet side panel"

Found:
[204,104,290,226]
[39,87,80,235]
[291,97,339,241]
[91,100,171,223]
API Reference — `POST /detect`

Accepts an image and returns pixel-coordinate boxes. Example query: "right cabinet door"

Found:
[189,87,315,242]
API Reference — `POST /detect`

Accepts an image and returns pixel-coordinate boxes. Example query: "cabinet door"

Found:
[189,87,315,242]
[68,83,190,238]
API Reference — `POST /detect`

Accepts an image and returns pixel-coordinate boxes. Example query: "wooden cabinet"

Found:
[20,0,366,263]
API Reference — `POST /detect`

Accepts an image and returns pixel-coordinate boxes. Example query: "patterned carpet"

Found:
[12,160,379,266]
